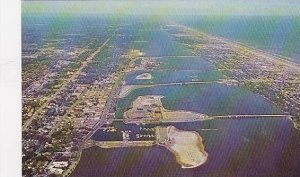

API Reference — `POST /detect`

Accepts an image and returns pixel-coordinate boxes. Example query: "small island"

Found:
[156,126,208,168]
[136,73,152,80]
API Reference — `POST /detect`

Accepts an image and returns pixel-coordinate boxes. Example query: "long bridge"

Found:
[139,55,199,59]
[111,114,291,123]
[119,79,237,98]
[212,114,291,119]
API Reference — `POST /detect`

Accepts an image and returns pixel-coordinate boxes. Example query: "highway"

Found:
[81,81,120,144]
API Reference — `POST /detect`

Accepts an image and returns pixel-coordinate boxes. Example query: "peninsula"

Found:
[156,126,208,168]
[124,95,210,123]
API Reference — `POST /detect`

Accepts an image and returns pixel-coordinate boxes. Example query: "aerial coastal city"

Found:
[22,1,300,177]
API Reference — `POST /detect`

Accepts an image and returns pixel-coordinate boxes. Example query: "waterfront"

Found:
[22,2,300,176]
[71,14,300,177]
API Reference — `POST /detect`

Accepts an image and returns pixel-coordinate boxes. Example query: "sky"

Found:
[22,0,300,16]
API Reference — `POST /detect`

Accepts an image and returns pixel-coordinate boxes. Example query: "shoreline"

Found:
[166,22,300,130]
[168,21,300,69]
[63,150,82,177]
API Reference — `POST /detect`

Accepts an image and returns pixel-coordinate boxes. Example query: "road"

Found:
[81,47,139,143]
[81,75,122,144]
[23,33,115,131]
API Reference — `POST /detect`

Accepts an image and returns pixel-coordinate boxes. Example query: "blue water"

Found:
[116,84,281,119]
[125,56,225,85]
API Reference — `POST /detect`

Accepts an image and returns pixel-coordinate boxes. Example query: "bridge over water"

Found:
[111,114,291,122]
[119,79,237,98]
[80,114,291,150]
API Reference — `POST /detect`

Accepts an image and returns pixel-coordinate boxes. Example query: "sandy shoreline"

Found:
[156,126,208,168]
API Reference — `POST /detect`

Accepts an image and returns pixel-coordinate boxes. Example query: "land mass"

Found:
[156,126,208,168]
[124,95,210,123]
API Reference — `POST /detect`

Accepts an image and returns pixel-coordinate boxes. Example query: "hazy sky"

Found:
[22,0,300,16]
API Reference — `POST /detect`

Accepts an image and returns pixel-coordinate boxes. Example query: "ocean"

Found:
[173,15,300,63]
